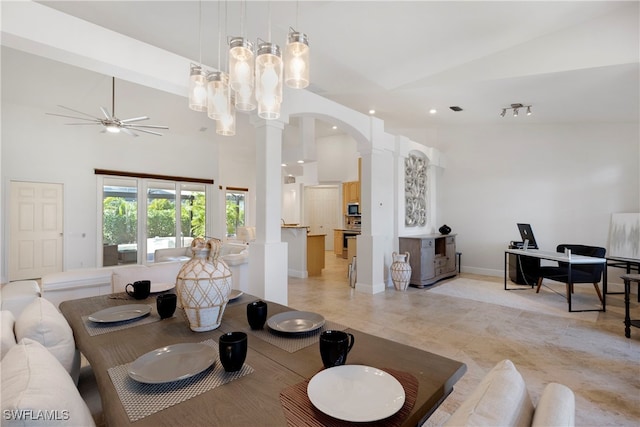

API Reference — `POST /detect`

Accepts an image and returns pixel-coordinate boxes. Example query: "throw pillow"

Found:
[15,298,75,375]
[0,338,95,427]
[444,359,534,427]
[1,310,16,359]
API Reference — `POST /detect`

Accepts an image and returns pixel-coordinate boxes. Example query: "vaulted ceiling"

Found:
[4,1,639,142]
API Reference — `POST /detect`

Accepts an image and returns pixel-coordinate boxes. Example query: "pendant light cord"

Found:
[111,77,115,117]
[217,1,222,70]
[198,0,202,66]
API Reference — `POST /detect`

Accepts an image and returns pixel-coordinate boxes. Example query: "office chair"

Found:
[536,244,606,304]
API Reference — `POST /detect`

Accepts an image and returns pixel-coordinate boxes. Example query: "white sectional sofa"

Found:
[41,261,184,309]
[444,359,575,427]
[41,242,250,308]
[1,281,97,426]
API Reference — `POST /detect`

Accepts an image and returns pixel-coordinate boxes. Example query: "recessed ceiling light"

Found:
[332,125,337,130]
[429,109,437,114]
[369,109,376,115]
[297,160,304,164]
[281,163,287,167]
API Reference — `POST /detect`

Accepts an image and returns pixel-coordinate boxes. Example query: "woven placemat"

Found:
[107,338,254,422]
[247,320,347,353]
[279,368,418,427]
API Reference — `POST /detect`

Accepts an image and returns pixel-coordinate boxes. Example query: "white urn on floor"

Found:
[176,237,232,332]
[391,252,412,291]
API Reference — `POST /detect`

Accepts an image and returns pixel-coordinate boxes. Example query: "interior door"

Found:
[304,186,340,251]
[9,181,64,280]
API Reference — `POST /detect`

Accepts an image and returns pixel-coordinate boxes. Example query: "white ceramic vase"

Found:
[391,251,412,291]
[176,237,232,332]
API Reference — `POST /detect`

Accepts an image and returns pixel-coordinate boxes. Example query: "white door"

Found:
[304,186,340,251]
[9,181,63,280]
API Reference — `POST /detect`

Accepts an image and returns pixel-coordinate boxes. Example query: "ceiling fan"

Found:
[46,77,169,137]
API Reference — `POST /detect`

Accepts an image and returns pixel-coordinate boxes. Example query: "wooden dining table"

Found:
[60,292,466,427]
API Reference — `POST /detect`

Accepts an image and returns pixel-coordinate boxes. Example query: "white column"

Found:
[356,119,395,294]
[248,119,288,305]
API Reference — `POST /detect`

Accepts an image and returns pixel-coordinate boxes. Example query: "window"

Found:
[226,189,246,238]
[98,170,211,265]
[102,178,138,266]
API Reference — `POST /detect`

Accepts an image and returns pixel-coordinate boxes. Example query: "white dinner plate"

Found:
[151,282,175,293]
[266,311,325,334]
[307,365,405,422]
[228,289,243,301]
[128,343,216,384]
[88,304,152,323]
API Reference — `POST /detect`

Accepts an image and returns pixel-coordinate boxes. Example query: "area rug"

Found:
[427,277,601,322]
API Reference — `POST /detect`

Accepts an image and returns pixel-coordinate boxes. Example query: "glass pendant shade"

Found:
[207,72,229,120]
[188,65,208,112]
[284,30,309,89]
[255,42,283,120]
[229,37,256,112]
[216,97,236,136]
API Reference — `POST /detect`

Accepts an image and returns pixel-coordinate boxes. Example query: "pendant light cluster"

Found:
[188,0,310,136]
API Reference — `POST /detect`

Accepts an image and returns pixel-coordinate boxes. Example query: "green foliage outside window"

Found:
[103,197,137,244]
[104,193,206,244]
[226,193,245,236]
[147,198,176,238]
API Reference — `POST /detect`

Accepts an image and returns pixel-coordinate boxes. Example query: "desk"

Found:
[60,294,466,426]
[504,249,607,312]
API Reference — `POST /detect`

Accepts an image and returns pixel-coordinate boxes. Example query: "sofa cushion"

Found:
[41,269,112,291]
[1,281,41,318]
[531,382,575,427]
[0,338,95,427]
[1,310,17,359]
[14,298,76,375]
[444,359,534,427]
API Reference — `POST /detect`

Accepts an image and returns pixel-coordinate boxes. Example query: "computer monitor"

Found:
[517,223,538,249]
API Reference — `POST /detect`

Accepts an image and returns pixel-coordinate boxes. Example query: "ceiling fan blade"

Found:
[125,124,169,129]
[46,112,100,122]
[55,105,99,119]
[127,127,164,136]
[99,107,111,120]
[120,128,139,137]
[120,116,149,123]
[65,123,103,126]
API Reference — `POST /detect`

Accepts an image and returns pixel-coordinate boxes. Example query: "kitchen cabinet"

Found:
[342,181,360,214]
[306,234,326,276]
[399,234,457,287]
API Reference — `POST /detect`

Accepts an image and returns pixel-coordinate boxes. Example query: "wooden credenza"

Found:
[399,234,457,287]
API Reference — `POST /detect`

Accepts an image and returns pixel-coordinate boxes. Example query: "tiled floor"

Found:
[288,252,640,426]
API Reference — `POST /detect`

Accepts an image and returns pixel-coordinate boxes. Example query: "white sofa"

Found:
[41,261,184,308]
[444,359,575,427]
[1,281,96,426]
[42,242,250,308]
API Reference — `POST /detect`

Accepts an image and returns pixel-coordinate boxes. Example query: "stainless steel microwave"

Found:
[347,203,360,216]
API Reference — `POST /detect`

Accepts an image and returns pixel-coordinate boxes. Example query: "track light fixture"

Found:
[500,103,532,117]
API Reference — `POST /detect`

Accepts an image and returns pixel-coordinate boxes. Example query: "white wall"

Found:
[316,134,360,183]
[434,122,639,277]
[0,51,257,277]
